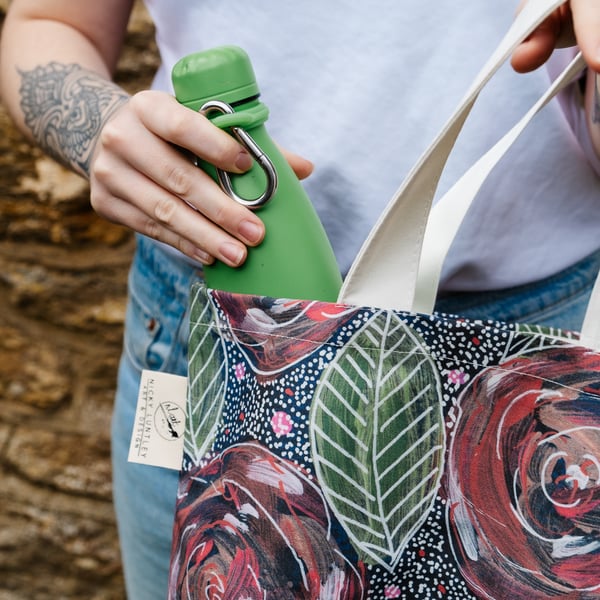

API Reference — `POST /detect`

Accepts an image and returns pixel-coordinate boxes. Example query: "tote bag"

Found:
[168,1,600,597]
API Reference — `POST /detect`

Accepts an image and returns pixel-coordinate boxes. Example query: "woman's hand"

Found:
[0,1,316,267]
[511,1,600,159]
[512,0,600,73]
[90,89,313,266]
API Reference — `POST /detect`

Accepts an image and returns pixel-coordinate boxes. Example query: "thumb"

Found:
[278,146,314,180]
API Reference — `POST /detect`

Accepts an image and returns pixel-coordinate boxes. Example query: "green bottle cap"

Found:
[172,45,260,111]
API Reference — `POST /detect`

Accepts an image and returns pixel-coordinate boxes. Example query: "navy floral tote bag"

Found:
[172,286,596,599]
[168,1,600,597]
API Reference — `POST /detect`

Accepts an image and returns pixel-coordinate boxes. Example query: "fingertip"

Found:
[234,149,253,172]
[296,158,315,180]
[582,46,600,75]
[238,218,265,246]
[289,155,315,180]
[219,241,247,267]
[193,248,215,265]
[511,38,553,73]
[511,16,560,73]
[510,44,535,73]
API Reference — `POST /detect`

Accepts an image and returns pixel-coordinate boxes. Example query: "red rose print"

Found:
[213,292,358,375]
[445,346,600,599]
[169,442,367,599]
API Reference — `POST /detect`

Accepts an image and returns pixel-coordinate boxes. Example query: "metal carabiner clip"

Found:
[199,99,278,209]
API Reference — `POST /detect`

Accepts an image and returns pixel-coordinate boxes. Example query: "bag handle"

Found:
[420,53,600,350]
[413,51,586,314]
[338,0,589,322]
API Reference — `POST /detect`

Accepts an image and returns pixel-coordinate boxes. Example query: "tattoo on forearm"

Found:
[592,72,600,125]
[18,62,129,177]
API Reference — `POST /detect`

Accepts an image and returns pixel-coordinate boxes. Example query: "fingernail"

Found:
[238,219,264,244]
[220,242,245,266]
[193,248,213,265]
[235,150,253,171]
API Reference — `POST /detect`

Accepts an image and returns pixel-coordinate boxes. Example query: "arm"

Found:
[0,0,274,266]
[511,0,600,159]
[0,0,133,177]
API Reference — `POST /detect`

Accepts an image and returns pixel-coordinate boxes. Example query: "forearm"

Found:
[14,61,128,178]
[0,6,131,178]
[0,0,276,267]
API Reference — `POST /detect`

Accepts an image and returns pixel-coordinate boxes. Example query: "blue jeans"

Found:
[111,235,600,599]
[111,236,202,600]
[435,247,600,332]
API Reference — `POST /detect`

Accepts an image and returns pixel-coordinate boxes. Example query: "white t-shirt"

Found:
[142,0,600,292]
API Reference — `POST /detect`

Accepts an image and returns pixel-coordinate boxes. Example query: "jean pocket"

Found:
[123,285,179,373]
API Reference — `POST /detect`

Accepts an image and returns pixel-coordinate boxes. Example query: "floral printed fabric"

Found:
[169,284,600,599]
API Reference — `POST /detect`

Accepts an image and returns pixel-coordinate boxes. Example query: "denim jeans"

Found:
[111,236,202,600]
[435,247,600,332]
[111,235,600,599]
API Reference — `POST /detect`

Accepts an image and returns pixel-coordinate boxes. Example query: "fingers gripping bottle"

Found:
[172,45,342,302]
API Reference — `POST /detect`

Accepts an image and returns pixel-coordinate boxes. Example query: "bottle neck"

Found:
[228,93,261,109]
[204,98,269,132]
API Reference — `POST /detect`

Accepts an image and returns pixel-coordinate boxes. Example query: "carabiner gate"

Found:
[199,100,278,209]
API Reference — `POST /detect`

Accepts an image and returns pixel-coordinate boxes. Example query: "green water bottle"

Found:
[172,45,342,302]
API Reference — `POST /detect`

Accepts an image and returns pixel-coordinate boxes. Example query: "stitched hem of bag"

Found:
[189,314,588,392]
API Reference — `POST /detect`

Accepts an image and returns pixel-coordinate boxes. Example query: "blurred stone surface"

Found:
[0,2,159,598]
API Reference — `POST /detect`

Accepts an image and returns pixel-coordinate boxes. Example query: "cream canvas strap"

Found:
[412,51,586,315]
[338,0,600,339]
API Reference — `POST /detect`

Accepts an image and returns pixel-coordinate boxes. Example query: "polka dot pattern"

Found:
[210,306,373,471]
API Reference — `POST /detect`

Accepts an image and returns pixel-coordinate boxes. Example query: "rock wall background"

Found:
[0,3,159,598]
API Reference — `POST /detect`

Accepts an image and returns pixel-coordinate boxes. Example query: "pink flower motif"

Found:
[384,584,402,598]
[447,369,467,385]
[234,363,246,380]
[271,411,294,437]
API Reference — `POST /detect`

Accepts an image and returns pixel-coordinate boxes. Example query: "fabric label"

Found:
[128,369,187,470]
